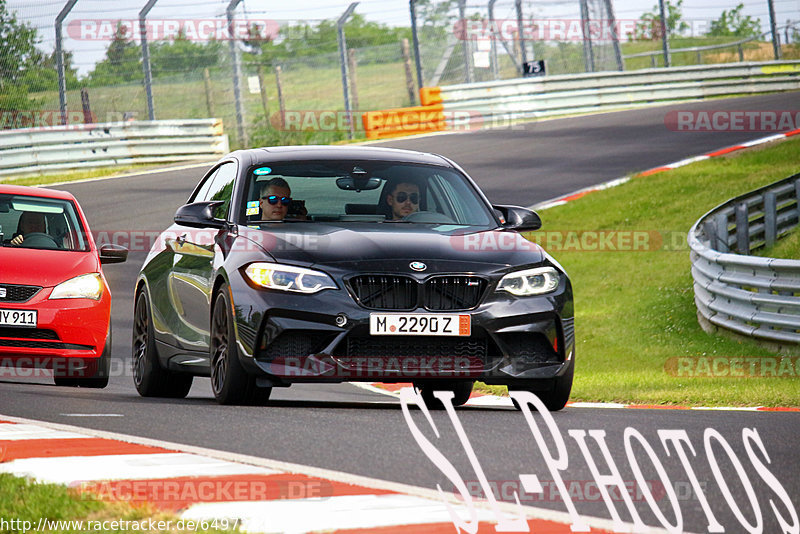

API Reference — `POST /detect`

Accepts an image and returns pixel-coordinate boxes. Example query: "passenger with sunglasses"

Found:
[386,181,420,220]
[259,177,305,221]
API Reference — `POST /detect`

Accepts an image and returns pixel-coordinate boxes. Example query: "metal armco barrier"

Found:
[419,61,800,123]
[0,119,229,178]
[689,172,800,344]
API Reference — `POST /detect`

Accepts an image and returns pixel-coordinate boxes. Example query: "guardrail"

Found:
[689,172,800,344]
[420,61,800,123]
[0,119,229,178]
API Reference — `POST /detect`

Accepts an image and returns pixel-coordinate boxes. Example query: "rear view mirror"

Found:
[336,176,382,192]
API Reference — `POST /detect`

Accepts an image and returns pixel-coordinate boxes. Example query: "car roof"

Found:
[227,145,453,167]
[0,184,78,202]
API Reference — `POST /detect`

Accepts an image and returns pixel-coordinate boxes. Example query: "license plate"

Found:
[0,309,37,328]
[370,313,470,336]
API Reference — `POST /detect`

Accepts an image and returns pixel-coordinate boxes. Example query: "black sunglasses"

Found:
[394,192,419,204]
[261,195,291,206]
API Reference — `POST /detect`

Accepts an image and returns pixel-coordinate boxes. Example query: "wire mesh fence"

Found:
[2,0,799,150]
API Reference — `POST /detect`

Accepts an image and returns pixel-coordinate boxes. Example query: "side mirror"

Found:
[174,201,227,229]
[99,243,128,264]
[493,205,542,232]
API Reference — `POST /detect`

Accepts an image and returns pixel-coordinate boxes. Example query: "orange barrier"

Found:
[361,103,445,140]
[419,86,443,106]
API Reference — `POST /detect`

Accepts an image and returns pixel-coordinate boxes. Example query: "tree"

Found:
[149,32,222,78]
[632,0,689,40]
[0,0,45,110]
[707,4,760,38]
[88,23,142,86]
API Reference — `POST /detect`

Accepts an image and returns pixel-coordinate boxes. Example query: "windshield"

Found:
[241,160,496,227]
[0,195,89,252]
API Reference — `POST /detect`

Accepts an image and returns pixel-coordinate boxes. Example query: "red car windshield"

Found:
[0,195,89,252]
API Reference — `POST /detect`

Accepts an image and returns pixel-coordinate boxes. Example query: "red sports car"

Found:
[0,184,127,387]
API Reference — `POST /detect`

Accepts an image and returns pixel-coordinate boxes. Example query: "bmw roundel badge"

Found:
[409,261,427,272]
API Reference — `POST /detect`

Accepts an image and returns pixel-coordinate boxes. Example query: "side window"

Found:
[204,163,237,220]
[189,167,220,203]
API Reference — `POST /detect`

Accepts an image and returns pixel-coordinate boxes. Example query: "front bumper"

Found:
[0,285,110,375]
[229,270,574,386]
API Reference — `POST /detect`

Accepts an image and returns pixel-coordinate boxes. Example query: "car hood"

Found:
[0,248,98,287]
[240,224,545,272]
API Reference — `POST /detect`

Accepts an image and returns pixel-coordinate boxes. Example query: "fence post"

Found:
[80,88,92,124]
[458,0,474,83]
[337,3,359,140]
[409,0,424,91]
[515,0,528,72]
[401,39,417,106]
[602,0,624,71]
[735,203,750,254]
[348,48,359,111]
[764,191,777,248]
[203,68,215,117]
[738,44,744,61]
[139,0,159,121]
[658,0,671,67]
[227,0,248,147]
[488,0,500,79]
[795,178,800,225]
[275,65,286,127]
[55,0,79,126]
[767,0,782,59]
[258,66,270,120]
[579,0,595,73]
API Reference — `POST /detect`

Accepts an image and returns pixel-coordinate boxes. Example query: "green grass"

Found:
[474,136,800,406]
[760,230,800,259]
[0,163,184,187]
[0,474,239,534]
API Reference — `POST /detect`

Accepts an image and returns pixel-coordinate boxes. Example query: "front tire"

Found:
[54,330,111,388]
[512,362,573,412]
[132,289,193,398]
[209,284,271,406]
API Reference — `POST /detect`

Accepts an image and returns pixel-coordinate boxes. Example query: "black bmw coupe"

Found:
[133,146,574,409]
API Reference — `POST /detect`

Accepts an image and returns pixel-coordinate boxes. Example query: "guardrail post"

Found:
[702,221,717,248]
[764,191,778,248]
[715,212,730,252]
[735,203,750,254]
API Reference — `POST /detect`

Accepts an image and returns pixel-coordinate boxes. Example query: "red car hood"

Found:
[0,248,99,287]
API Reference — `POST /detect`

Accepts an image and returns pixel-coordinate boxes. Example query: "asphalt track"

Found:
[1,92,799,533]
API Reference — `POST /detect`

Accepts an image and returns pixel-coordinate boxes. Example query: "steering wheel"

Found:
[19,232,61,249]
[402,211,456,224]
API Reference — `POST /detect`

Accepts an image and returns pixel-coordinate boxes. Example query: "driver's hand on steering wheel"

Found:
[10,235,23,246]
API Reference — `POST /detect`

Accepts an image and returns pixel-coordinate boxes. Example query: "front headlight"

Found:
[49,273,104,300]
[244,263,337,294]
[496,267,560,296]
